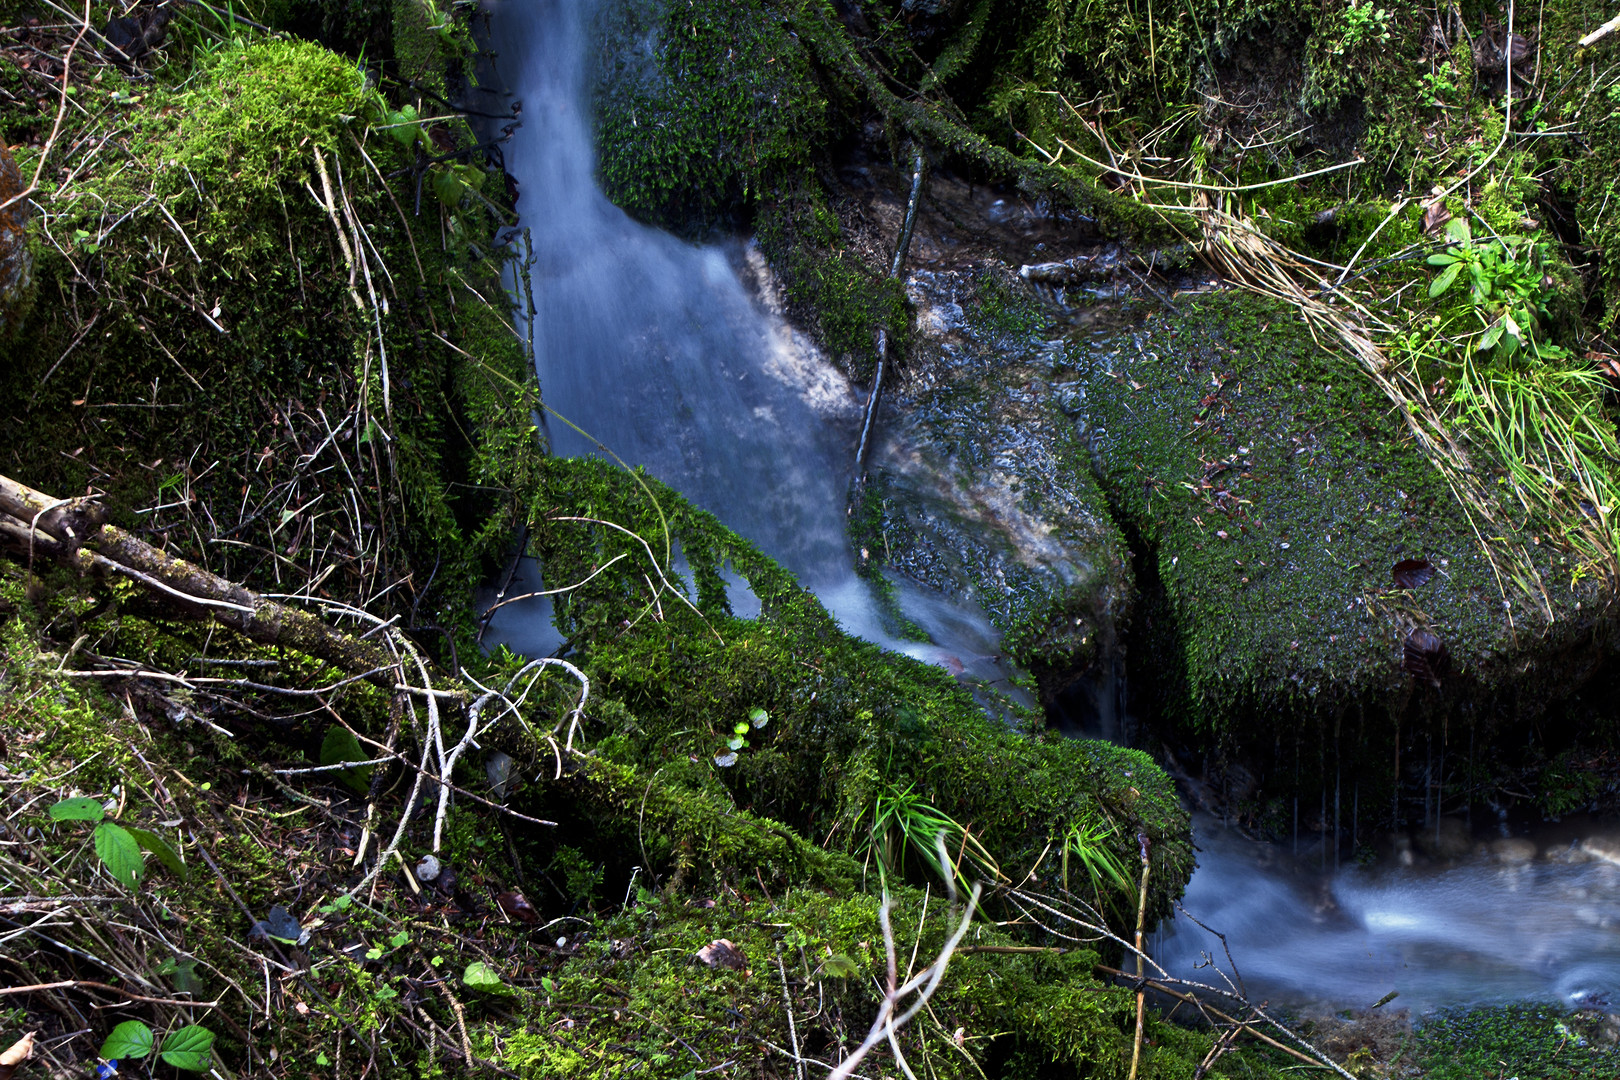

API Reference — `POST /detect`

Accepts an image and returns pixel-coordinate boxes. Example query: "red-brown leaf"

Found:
[696,939,747,971]
[496,891,539,923]
[1392,558,1436,589]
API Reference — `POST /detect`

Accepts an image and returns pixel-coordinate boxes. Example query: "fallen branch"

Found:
[0,474,400,687]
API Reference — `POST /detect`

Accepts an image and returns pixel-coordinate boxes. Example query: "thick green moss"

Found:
[0,30,541,645]
[479,886,1289,1080]
[1078,291,1605,734]
[593,0,829,231]
[524,455,1193,918]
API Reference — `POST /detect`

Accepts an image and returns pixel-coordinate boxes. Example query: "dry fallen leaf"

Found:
[1421,202,1452,236]
[696,939,747,971]
[1403,627,1448,689]
[0,1031,37,1080]
[496,891,539,924]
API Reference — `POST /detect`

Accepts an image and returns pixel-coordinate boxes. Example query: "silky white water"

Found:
[482,0,1006,675]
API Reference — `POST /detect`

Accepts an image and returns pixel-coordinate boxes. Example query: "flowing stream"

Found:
[485,0,1620,1016]
[482,0,1000,672]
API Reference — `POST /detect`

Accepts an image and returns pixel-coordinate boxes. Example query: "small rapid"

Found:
[482,0,1003,670]
[1156,816,1620,1010]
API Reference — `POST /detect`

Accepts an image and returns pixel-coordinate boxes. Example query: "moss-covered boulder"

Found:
[1075,291,1612,735]
[0,29,540,636]
[854,267,1134,680]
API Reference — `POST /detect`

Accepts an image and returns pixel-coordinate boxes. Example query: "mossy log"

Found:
[0,473,397,684]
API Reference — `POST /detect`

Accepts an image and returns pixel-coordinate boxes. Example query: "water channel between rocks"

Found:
[484,0,1620,1017]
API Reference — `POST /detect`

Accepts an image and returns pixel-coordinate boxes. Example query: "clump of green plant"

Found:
[712,705,770,767]
[864,780,1002,892]
[1334,0,1392,53]
[1059,812,1132,915]
[1425,218,1565,362]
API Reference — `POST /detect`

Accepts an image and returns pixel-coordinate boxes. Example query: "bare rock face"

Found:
[0,144,34,337]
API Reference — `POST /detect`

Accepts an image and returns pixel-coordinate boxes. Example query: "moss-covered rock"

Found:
[480,885,1289,1080]
[0,27,541,643]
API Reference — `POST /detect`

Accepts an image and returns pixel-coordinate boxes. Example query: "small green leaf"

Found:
[319,726,373,795]
[1428,261,1462,298]
[463,960,514,994]
[101,1020,154,1060]
[125,826,188,881]
[49,796,105,822]
[158,1025,215,1071]
[1426,253,1459,266]
[388,930,411,949]
[317,1052,331,1067]
[374,985,399,1002]
[1480,321,1505,349]
[733,720,751,736]
[749,708,769,729]
[821,954,860,978]
[94,822,144,890]
[1445,217,1472,244]
[727,736,745,751]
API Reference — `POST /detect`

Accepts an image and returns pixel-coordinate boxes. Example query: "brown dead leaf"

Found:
[1422,202,1452,235]
[696,939,747,971]
[0,1031,36,1080]
[1403,627,1448,689]
[496,891,539,924]
[1392,558,1436,589]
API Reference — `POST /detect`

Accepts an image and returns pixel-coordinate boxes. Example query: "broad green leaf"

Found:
[101,1020,154,1060]
[821,954,860,978]
[1428,261,1462,298]
[1480,321,1505,350]
[1426,253,1459,266]
[124,826,188,881]
[158,1025,215,1071]
[319,726,373,796]
[49,796,105,822]
[93,822,144,890]
[1445,217,1471,244]
[463,961,513,994]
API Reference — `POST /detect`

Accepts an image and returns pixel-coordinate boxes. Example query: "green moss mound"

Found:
[520,455,1192,919]
[1080,292,1606,727]
[0,28,541,639]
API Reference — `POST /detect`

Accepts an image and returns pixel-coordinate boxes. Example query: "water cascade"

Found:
[487,0,1620,1014]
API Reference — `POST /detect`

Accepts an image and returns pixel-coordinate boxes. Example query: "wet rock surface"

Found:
[855,265,1134,687]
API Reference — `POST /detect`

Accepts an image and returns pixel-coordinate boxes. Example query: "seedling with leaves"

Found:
[713,707,769,767]
[47,798,186,891]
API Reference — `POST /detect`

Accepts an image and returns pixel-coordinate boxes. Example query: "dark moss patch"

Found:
[1413,1003,1620,1079]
